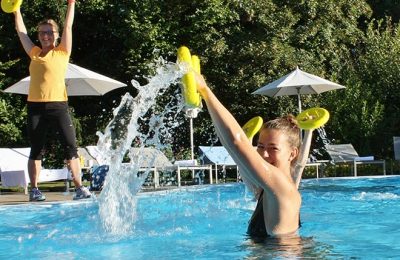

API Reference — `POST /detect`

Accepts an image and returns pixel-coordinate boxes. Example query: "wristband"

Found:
[68,0,75,4]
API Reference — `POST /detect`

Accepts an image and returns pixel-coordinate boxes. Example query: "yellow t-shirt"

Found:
[28,46,69,102]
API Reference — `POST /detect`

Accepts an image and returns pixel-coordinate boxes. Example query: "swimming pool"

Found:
[1,176,399,259]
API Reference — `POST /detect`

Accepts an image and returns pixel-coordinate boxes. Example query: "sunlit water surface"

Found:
[1,176,400,259]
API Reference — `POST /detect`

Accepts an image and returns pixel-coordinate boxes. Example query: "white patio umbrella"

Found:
[3,63,126,96]
[252,67,345,112]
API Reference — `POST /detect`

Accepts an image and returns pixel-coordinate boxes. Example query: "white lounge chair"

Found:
[325,144,386,176]
[199,145,323,180]
[78,147,98,170]
[199,146,238,183]
[85,146,212,187]
[0,148,71,194]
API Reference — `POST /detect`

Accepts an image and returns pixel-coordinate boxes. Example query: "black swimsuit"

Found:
[247,190,269,237]
[247,190,301,238]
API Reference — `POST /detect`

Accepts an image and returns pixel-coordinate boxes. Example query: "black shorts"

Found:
[27,101,78,160]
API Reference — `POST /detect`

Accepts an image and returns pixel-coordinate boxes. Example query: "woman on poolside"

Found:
[13,0,91,201]
[194,74,313,238]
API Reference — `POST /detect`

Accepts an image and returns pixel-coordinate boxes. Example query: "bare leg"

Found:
[67,157,82,188]
[28,159,41,188]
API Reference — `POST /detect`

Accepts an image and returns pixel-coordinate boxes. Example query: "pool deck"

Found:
[0,186,179,205]
[0,191,93,205]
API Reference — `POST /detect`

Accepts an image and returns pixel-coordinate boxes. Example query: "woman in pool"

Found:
[13,0,91,201]
[194,74,313,238]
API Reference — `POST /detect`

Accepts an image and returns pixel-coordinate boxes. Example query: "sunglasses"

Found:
[38,31,57,36]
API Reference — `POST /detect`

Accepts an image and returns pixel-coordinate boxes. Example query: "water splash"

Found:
[94,56,188,236]
[352,191,400,200]
[309,127,333,162]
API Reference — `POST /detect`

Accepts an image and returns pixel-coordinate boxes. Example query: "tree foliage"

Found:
[1,0,400,161]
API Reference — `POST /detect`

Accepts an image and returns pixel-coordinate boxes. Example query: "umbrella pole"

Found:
[190,117,194,161]
[185,108,200,168]
[297,89,302,113]
[183,109,197,182]
[297,89,303,141]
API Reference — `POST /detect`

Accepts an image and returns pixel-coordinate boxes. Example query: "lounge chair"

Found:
[131,147,213,187]
[85,146,212,187]
[325,144,386,176]
[199,145,324,180]
[0,148,71,193]
[198,146,238,183]
[78,147,98,170]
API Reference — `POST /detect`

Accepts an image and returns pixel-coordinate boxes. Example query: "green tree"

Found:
[1,0,400,162]
[337,19,400,156]
[0,98,27,146]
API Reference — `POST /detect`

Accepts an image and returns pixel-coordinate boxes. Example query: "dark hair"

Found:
[261,114,300,150]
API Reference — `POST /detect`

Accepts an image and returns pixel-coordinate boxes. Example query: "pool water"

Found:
[1,176,400,259]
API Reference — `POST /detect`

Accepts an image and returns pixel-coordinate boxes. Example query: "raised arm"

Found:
[58,0,75,54]
[195,74,296,196]
[14,9,34,55]
[293,130,313,189]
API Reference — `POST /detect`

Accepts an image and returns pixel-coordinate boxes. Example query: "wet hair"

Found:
[37,19,60,34]
[261,114,300,150]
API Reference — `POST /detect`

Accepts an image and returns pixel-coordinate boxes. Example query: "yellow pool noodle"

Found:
[177,46,202,108]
